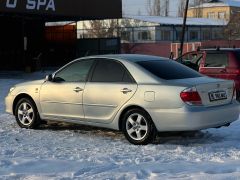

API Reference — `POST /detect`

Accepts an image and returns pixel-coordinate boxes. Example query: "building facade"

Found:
[187,0,240,21]
[78,16,226,43]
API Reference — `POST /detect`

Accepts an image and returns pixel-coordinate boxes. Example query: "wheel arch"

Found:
[12,93,37,116]
[118,105,153,131]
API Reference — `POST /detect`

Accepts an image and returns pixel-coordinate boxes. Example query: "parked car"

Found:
[5,54,239,145]
[177,48,240,100]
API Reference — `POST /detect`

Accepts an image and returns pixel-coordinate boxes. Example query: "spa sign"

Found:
[0,0,122,18]
[6,0,55,11]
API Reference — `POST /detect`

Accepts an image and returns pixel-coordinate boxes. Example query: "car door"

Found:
[83,59,138,123]
[40,59,95,120]
[177,51,204,71]
[199,51,229,80]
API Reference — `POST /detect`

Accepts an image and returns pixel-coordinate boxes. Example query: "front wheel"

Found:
[15,98,41,129]
[122,109,157,145]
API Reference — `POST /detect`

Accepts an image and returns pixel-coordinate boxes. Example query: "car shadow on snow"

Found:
[38,121,124,140]
[37,121,225,146]
[154,131,225,145]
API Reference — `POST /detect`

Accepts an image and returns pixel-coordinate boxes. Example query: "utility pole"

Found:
[179,0,189,57]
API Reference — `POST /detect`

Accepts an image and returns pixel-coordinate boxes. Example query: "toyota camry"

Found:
[5,54,240,145]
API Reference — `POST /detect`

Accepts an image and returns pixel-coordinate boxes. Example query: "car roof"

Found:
[83,54,169,63]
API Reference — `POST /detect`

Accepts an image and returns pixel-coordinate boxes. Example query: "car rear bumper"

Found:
[5,94,14,115]
[148,101,240,132]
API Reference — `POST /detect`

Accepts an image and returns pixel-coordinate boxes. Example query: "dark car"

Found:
[177,48,240,99]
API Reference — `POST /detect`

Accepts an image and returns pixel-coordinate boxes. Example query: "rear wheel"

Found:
[15,98,41,129]
[122,109,157,145]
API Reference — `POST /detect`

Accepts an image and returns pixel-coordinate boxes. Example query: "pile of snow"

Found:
[0,72,240,179]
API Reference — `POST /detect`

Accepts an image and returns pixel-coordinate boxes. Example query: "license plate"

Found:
[209,91,227,102]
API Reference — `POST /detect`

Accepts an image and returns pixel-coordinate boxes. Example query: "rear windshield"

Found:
[137,60,202,80]
[205,53,228,67]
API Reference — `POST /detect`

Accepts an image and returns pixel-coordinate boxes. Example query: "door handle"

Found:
[220,69,227,73]
[121,88,132,94]
[73,87,83,92]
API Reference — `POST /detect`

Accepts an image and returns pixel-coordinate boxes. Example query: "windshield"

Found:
[137,60,202,80]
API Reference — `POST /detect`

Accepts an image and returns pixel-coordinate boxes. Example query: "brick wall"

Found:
[122,40,240,59]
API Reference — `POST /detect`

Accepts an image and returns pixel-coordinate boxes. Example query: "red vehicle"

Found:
[177,48,240,99]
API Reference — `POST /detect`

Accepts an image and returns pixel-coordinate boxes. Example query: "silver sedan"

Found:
[5,54,240,145]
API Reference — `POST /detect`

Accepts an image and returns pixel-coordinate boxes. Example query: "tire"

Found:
[14,98,41,129]
[122,109,157,145]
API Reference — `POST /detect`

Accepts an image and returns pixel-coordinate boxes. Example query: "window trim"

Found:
[207,12,215,19]
[88,58,136,84]
[136,60,202,80]
[52,59,96,83]
[218,11,226,19]
[204,52,229,68]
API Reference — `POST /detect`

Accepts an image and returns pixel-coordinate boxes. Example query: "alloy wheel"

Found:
[126,113,148,141]
[17,102,35,126]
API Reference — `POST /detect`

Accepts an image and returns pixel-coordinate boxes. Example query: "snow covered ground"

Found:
[1,72,240,180]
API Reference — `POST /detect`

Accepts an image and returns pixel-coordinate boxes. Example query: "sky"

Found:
[122,0,240,16]
[122,0,180,16]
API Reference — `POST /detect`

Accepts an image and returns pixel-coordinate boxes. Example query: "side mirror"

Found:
[45,74,53,82]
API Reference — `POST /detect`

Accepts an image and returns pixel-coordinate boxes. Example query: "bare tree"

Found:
[163,0,169,17]
[83,19,118,38]
[146,0,170,16]
[137,9,142,16]
[146,0,153,16]
[224,13,240,45]
[146,0,161,16]
[178,0,186,17]
[191,0,208,18]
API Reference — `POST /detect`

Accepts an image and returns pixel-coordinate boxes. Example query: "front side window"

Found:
[137,60,202,80]
[91,59,134,83]
[205,53,228,67]
[54,59,94,82]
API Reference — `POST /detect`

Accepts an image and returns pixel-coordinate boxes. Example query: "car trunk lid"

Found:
[170,77,234,107]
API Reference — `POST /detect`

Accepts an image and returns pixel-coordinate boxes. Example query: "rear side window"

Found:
[91,59,134,83]
[137,60,202,80]
[205,53,228,67]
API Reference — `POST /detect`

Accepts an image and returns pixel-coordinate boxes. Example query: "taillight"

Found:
[180,87,202,106]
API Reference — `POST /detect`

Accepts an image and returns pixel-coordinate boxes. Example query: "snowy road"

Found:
[1,72,240,180]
